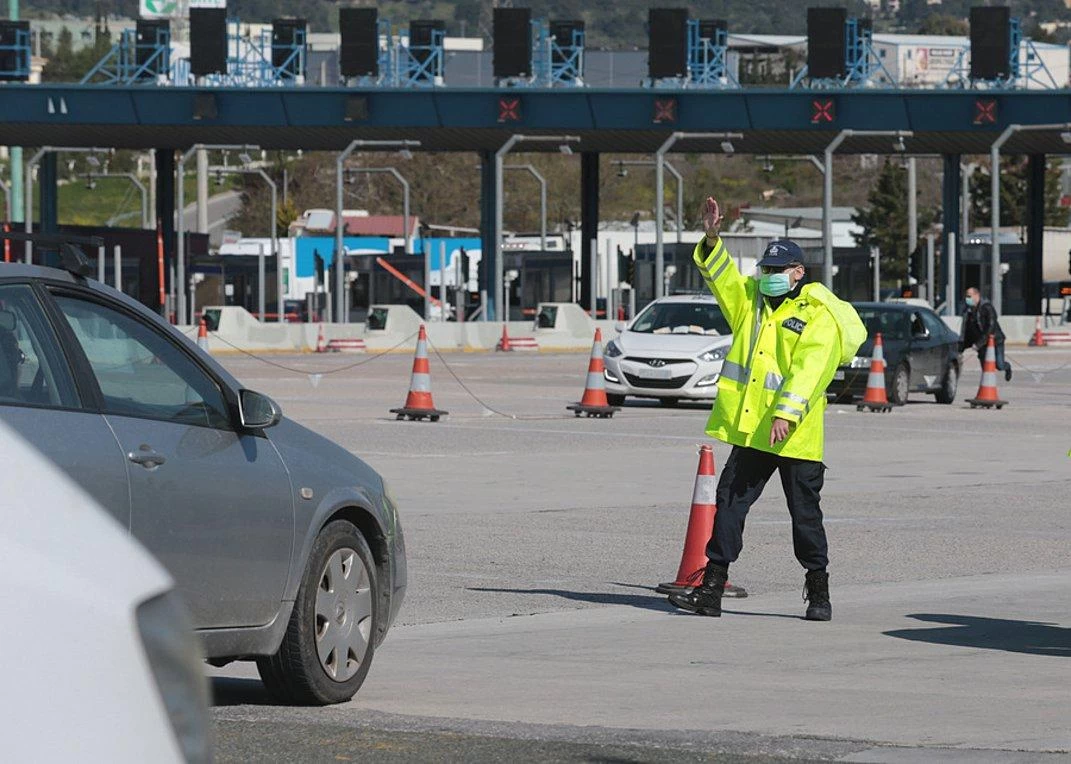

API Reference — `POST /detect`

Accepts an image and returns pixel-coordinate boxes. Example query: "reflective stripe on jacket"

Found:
[694,237,862,462]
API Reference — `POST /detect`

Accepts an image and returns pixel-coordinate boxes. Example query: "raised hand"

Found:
[701,197,722,240]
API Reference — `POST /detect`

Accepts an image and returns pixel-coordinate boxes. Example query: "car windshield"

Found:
[856,308,910,341]
[631,301,730,336]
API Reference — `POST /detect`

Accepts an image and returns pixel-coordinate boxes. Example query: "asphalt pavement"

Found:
[211,345,1071,762]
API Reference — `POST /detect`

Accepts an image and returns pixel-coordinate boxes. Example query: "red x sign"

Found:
[498,97,521,123]
[811,98,835,124]
[973,99,997,125]
[653,97,677,124]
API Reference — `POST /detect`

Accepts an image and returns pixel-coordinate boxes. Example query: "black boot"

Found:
[804,570,832,622]
[668,564,727,617]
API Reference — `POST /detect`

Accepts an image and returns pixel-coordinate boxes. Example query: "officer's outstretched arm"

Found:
[692,237,749,328]
[773,309,839,425]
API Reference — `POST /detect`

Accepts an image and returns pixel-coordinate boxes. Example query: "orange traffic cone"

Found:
[390,325,448,422]
[315,323,327,353]
[566,328,620,418]
[1030,316,1047,347]
[656,445,748,598]
[197,318,209,352]
[496,324,513,352]
[857,332,893,413]
[967,334,1008,409]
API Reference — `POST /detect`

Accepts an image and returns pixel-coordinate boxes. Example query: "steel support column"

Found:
[941,153,961,314]
[38,153,57,233]
[1025,153,1046,316]
[580,152,599,313]
[155,149,176,316]
[478,150,497,320]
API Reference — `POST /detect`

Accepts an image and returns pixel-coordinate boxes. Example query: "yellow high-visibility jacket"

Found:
[694,237,866,462]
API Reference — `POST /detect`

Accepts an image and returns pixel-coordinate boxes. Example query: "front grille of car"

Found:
[623,372,691,390]
[624,356,690,365]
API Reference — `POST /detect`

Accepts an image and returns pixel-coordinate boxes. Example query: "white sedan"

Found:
[603,294,732,406]
[0,422,211,763]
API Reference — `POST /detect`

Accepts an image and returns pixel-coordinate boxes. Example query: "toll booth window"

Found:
[536,305,557,329]
[367,307,389,331]
[202,308,221,332]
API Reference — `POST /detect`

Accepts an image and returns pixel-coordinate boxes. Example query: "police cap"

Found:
[757,239,804,269]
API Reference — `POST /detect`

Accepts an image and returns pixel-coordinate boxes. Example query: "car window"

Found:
[910,313,927,337]
[0,284,79,409]
[920,310,946,338]
[856,309,909,341]
[632,301,731,336]
[52,295,231,429]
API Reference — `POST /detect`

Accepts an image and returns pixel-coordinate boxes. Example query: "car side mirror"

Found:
[614,321,625,333]
[238,390,282,429]
[913,328,930,340]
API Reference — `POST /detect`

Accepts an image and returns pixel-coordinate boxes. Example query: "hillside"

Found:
[22,1,1071,42]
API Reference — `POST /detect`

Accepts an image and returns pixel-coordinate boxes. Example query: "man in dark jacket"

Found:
[961,287,1012,382]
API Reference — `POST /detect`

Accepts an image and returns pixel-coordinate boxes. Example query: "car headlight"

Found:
[136,591,211,764]
[698,346,728,363]
[605,340,623,358]
[849,356,872,369]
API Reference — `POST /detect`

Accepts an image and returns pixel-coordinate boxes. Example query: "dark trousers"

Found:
[707,446,829,571]
[975,340,1010,375]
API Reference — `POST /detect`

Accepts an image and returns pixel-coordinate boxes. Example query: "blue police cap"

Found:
[757,239,804,268]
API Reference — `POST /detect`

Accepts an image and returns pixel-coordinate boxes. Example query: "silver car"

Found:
[0,262,405,705]
[603,294,732,406]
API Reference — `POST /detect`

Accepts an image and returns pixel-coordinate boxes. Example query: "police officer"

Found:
[668,197,865,621]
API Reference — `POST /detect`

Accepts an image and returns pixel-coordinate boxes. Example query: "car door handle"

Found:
[128,446,166,469]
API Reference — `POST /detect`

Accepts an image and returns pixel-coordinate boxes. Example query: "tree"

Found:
[968,158,1066,229]
[851,159,936,279]
[916,13,969,36]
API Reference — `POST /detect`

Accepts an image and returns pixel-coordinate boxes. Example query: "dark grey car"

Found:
[0,263,406,705]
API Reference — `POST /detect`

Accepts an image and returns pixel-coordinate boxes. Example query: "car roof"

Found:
[654,293,718,304]
[853,301,932,313]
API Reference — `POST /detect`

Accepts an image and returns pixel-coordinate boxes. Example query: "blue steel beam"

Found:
[1,85,1071,154]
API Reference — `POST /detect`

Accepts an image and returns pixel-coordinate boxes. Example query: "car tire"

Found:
[659,397,680,407]
[889,363,910,406]
[934,362,958,404]
[257,520,378,705]
[606,393,626,406]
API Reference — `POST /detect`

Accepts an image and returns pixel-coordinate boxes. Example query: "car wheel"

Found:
[659,397,680,407]
[934,362,958,404]
[257,520,378,705]
[605,393,626,406]
[889,363,910,406]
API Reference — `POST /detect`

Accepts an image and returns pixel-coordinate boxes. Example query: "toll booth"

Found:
[55,225,208,313]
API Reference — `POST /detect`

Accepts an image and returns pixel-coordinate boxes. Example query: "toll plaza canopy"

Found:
[1,84,1071,154]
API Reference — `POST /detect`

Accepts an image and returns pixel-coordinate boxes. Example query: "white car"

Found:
[0,422,210,763]
[603,294,733,406]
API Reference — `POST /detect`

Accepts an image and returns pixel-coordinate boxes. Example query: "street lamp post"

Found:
[336,140,420,324]
[655,132,742,298]
[210,165,279,323]
[343,167,412,255]
[86,172,150,229]
[988,123,1070,314]
[24,146,109,263]
[823,130,913,290]
[503,163,548,251]
[616,159,684,246]
[178,144,258,324]
[494,135,580,321]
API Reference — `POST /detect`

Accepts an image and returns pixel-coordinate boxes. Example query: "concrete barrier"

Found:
[181,303,664,355]
[941,315,1069,344]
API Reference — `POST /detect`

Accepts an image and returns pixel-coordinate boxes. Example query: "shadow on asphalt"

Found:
[468,586,675,613]
[211,676,283,707]
[883,614,1071,657]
